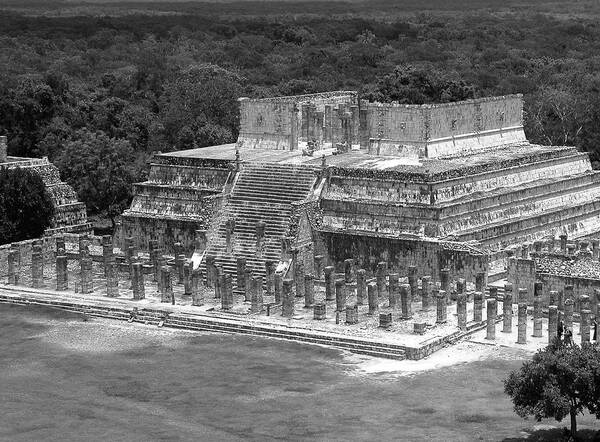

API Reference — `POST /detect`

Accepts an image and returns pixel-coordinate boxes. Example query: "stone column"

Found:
[324,266,335,301]
[183,262,192,296]
[548,305,558,343]
[205,255,215,288]
[565,297,574,331]
[314,303,326,320]
[356,269,366,305]
[593,240,600,260]
[31,244,44,288]
[517,303,527,344]
[282,279,294,317]
[213,266,222,299]
[160,266,173,303]
[106,261,119,298]
[557,290,565,312]
[560,233,568,253]
[274,273,283,304]
[581,309,591,344]
[436,290,447,324]
[408,266,418,301]
[518,288,528,304]
[346,304,358,325]
[344,259,354,283]
[440,268,450,294]
[475,272,485,293]
[533,294,542,338]
[244,268,253,302]
[564,285,574,305]
[102,235,113,277]
[7,249,18,285]
[295,261,305,298]
[376,262,387,299]
[132,262,145,300]
[486,298,497,340]
[502,292,513,333]
[457,293,467,331]
[222,274,233,311]
[400,284,412,319]
[421,276,432,311]
[237,257,246,291]
[251,275,263,313]
[549,290,558,308]
[474,291,483,322]
[314,255,324,280]
[80,254,93,294]
[335,279,346,312]
[368,282,378,315]
[388,273,399,309]
[456,278,466,297]
[55,235,65,255]
[304,273,314,308]
[265,260,275,296]
[175,254,185,284]
[191,269,203,306]
[56,254,68,291]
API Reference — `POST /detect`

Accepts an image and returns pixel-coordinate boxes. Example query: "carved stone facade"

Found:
[123,91,600,287]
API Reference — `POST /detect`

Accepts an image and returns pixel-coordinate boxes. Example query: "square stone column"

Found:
[106,261,119,298]
[282,279,295,317]
[457,293,467,330]
[31,244,44,289]
[400,283,412,319]
[421,276,432,311]
[486,298,497,340]
[324,266,335,301]
[473,291,483,322]
[191,269,203,306]
[56,255,68,291]
[502,292,513,333]
[388,273,399,309]
[548,305,558,344]
[251,275,264,313]
[132,262,145,300]
[356,269,366,305]
[304,274,314,308]
[517,303,527,344]
[160,266,173,303]
[7,249,19,285]
[367,282,378,316]
[435,290,447,324]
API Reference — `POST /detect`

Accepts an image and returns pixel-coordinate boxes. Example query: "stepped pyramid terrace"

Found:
[4,92,600,359]
[121,91,600,284]
[0,136,91,236]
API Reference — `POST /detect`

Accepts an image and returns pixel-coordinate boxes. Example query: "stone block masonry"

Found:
[0,135,6,163]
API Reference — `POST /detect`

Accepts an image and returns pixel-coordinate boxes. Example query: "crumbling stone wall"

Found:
[237,91,358,151]
[362,95,525,158]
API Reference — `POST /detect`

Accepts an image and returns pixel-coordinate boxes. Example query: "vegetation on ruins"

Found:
[0,167,54,243]
[55,130,139,228]
[2,0,600,225]
[504,340,600,439]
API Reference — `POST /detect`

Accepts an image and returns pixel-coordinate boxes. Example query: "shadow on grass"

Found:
[503,428,600,441]
[0,302,86,321]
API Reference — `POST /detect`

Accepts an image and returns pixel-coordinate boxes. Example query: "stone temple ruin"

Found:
[0,136,91,236]
[2,91,600,359]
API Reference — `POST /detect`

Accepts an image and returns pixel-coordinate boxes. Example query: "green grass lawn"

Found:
[0,303,598,441]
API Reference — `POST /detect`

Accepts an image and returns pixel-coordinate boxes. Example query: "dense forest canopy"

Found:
[1,0,600,222]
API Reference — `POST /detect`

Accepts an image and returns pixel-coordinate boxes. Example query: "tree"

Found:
[504,340,600,439]
[366,65,477,104]
[56,130,140,227]
[160,63,244,149]
[0,167,54,244]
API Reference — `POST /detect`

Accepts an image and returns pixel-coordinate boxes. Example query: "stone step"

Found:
[457,199,600,248]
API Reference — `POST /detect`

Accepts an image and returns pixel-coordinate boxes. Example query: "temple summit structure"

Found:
[121,91,600,283]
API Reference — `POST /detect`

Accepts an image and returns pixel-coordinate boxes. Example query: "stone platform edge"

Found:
[0,284,493,361]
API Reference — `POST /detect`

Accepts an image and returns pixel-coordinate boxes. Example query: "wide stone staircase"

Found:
[203,162,318,286]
